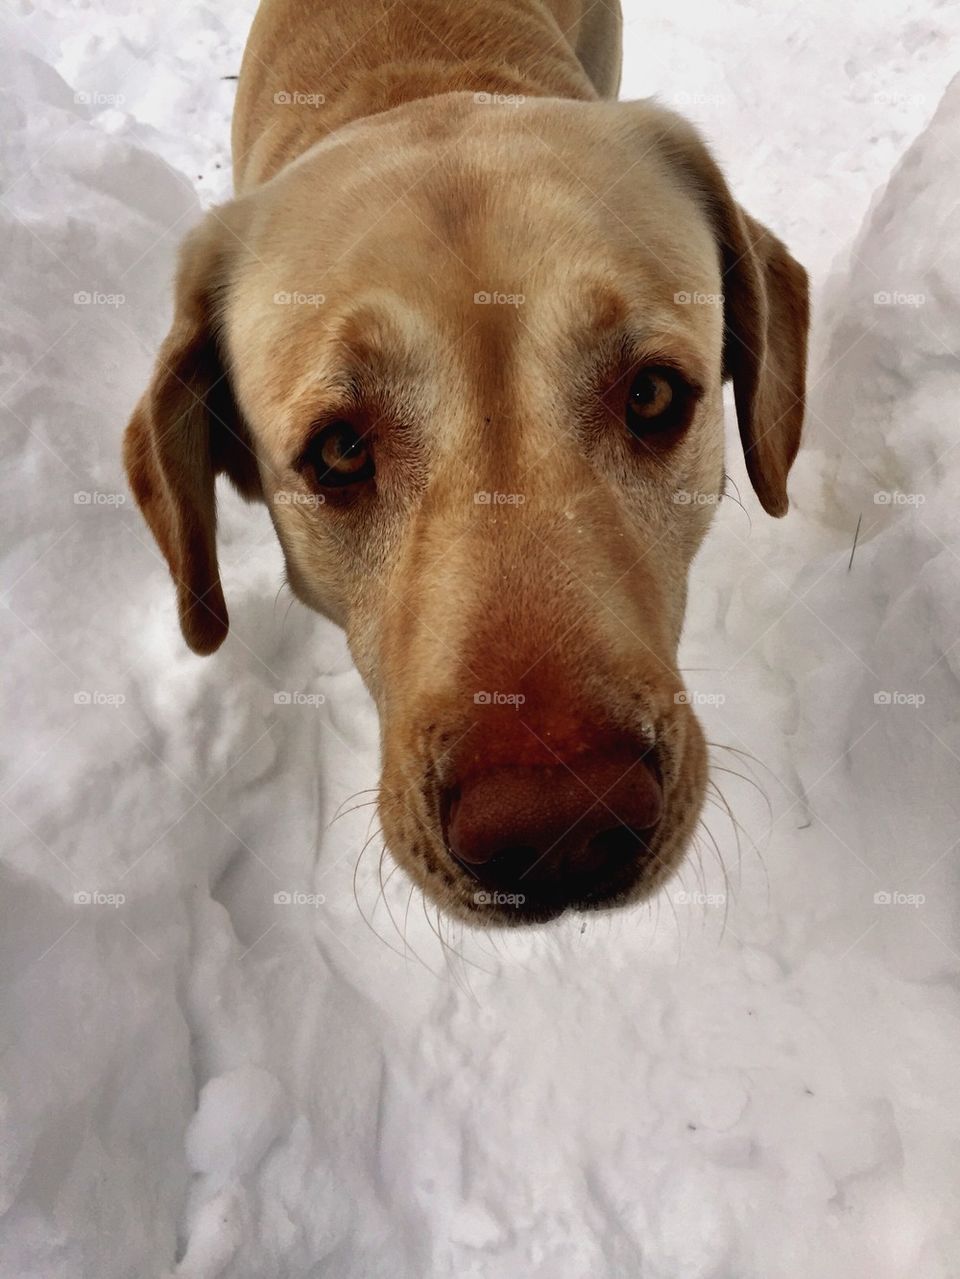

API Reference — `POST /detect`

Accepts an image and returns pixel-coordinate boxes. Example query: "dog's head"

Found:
[125,98,808,924]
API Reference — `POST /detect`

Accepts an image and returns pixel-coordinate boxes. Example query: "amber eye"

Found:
[625,366,692,436]
[300,420,374,488]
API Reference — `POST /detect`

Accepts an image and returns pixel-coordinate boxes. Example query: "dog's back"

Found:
[232,0,622,188]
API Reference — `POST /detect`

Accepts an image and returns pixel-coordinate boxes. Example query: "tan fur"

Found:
[124,0,809,924]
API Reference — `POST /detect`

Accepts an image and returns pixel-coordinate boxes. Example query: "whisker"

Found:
[350,826,414,963]
[706,778,770,905]
[327,788,380,827]
[706,741,788,806]
[695,819,731,936]
[708,761,773,828]
[722,471,752,527]
[402,882,417,956]
[375,853,437,976]
[420,893,473,997]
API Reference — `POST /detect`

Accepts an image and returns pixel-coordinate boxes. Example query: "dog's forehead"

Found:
[258,97,719,269]
[228,100,724,442]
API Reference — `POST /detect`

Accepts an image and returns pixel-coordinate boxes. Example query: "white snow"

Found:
[2,1,959,1276]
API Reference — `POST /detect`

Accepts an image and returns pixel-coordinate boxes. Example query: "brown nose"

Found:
[442,744,663,912]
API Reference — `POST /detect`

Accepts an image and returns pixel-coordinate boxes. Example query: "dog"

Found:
[124,0,809,926]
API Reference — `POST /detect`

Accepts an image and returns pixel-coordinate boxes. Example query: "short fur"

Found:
[124,0,809,924]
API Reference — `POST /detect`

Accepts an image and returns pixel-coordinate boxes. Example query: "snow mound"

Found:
[810,71,960,524]
[2,6,959,1279]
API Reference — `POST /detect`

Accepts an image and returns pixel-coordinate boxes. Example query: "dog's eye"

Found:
[625,367,692,435]
[300,421,374,488]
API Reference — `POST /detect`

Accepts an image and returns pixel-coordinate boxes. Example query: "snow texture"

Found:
[2,1,959,1276]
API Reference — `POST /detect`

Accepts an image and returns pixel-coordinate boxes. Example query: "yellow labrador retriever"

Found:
[125,0,808,925]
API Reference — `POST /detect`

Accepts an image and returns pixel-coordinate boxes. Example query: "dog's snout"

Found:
[442,744,663,911]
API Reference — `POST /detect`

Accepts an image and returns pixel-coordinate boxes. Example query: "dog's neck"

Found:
[232,0,596,189]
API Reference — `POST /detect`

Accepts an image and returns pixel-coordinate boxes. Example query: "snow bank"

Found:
[1,3,959,1277]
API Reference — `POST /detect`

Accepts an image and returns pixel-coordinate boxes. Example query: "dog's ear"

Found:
[124,209,262,655]
[654,111,810,516]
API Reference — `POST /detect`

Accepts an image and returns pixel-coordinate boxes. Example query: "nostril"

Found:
[460,845,541,885]
[496,846,539,874]
[585,825,654,869]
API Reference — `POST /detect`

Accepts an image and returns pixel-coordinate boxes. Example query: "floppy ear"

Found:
[656,113,810,516]
[124,210,262,654]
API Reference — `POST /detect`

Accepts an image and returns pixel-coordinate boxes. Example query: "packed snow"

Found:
[2,1,959,1275]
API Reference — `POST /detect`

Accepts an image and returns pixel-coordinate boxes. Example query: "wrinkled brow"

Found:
[571,317,711,394]
[552,281,714,384]
[278,305,425,436]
